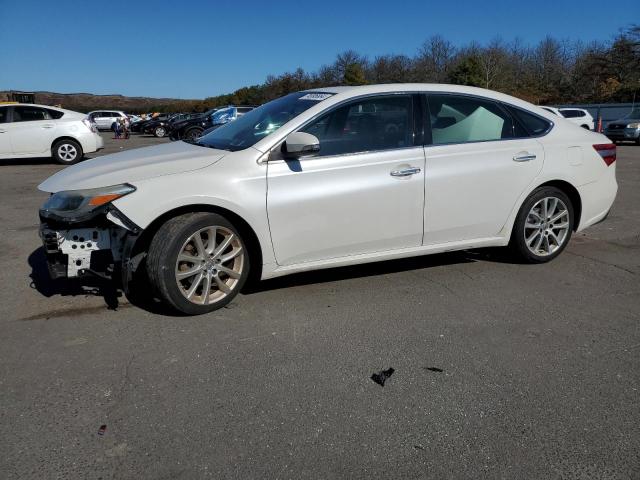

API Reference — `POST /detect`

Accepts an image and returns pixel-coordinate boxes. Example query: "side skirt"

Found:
[261,236,508,280]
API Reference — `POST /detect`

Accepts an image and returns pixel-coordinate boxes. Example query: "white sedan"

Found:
[541,106,595,130]
[38,84,617,315]
[0,104,103,164]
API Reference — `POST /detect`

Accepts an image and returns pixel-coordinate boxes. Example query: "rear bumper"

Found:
[76,131,104,154]
[576,164,618,231]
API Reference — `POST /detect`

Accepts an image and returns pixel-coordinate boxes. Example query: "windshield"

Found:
[195,92,334,151]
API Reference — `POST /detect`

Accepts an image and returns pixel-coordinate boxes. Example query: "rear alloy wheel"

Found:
[52,139,83,165]
[510,187,574,263]
[184,128,203,143]
[154,126,166,137]
[146,213,249,315]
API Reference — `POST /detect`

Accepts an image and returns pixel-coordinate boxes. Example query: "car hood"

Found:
[609,118,640,125]
[38,141,227,192]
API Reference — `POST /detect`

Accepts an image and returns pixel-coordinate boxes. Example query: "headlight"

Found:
[627,123,640,129]
[41,184,136,220]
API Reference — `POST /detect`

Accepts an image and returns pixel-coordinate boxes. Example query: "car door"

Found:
[422,93,546,245]
[0,107,10,157]
[267,94,425,266]
[7,106,57,155]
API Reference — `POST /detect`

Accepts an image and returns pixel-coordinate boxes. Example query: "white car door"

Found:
[267,94,425,266]
[423,94,546,244]
[0,107,11,157]
[8,106,57,156]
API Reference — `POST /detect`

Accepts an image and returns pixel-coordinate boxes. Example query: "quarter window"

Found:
[0,107,7,123]
[46,109,64,119]
[506,106,552,136]
[300,95,414,157]
[428,94,514,144]
[12,106,50,122]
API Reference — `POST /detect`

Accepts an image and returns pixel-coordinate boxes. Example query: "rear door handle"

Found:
[513,154,536,162]
[390,166,421,177]
[42,124,55,129]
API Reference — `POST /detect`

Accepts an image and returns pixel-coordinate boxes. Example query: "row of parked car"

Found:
[87,106,256,141]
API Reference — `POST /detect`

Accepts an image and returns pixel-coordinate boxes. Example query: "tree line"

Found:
[152,25,640,113]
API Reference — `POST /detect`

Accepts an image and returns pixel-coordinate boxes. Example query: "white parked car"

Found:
[38,84,617,315]
[541,106,594,130]
[0,104,103,164]
[87,110,129,131]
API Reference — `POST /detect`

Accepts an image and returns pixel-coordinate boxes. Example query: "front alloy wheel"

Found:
[146,212,249,314]
[175,226,244,305]
[154,126,166,137]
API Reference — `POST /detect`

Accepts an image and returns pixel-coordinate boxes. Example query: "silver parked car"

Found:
[87,110,129,131]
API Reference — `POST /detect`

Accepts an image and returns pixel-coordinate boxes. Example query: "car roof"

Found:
[0,103,86,117]
[304,83,542,111]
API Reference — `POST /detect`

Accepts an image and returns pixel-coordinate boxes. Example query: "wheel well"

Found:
[131,204,263,281]
[51,136,81,152]
[537,180,582,230]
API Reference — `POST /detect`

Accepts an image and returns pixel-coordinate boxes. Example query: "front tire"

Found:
[146,213,249,315]
[154,126,167,137]
[509,186,574,263]
[52,139,83,165]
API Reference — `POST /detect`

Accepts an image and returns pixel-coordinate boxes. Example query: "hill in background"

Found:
[0,90,200,114]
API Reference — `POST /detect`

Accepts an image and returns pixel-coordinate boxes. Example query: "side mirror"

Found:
[282,132,320,159]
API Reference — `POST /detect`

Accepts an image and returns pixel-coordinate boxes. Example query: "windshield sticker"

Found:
[299,93,333,101]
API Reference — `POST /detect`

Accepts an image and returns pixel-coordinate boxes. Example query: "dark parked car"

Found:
[130,114,172,134]
[605,108,640,145]
[169,106,255,142]
[140,113,199,137]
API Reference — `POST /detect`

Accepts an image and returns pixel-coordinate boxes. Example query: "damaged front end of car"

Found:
[38,184,141,288]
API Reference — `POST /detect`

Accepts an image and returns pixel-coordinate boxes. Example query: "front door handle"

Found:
[42,124,55,129]
[513,153,536,162]
[390,166,421,177]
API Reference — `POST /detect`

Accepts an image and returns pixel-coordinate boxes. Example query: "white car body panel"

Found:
[0,104,103,159]
[423,138,544,244]
[38,84,618,281]
[267,147,425,265]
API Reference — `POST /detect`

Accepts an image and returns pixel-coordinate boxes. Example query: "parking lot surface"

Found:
[1,134,638,479]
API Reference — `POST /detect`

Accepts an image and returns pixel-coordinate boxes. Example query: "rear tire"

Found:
[154,126,167,137]
[146,213,249,315]
[52,139,83,165]
[509,186,574,263]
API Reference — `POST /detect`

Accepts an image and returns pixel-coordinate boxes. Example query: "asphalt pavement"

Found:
[1,133,638,479]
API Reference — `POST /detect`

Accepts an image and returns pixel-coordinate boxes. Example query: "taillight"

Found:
[593,143,616,166]
[82,119,98,133]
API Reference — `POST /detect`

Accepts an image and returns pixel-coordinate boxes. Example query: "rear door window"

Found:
[12,106,50,122]
[427,94,515,144]
[0,107,7,123]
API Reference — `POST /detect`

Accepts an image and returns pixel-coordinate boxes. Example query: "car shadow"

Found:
[0,157,53,166]
[28,245,519,314]
[242,247,516,294]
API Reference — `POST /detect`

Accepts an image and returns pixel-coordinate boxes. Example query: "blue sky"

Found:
[0,0,633,99]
